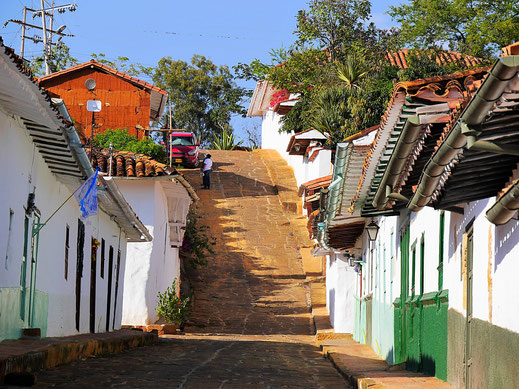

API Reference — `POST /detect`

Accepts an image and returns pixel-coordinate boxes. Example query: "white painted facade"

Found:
[443,197,519,333]
[325,252,357,333]
[0,108,129,339]
[261,110,332,190]
[118,178,192,326]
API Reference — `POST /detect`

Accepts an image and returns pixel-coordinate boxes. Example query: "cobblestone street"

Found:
[31,150,349,388]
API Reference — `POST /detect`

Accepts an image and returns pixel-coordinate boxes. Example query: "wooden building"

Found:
[38,60,167,140]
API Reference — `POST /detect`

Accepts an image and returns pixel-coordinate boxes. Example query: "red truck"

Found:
[169,132,200,168]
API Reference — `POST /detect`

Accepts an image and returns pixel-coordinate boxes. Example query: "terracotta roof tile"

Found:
[298,175,332,197]
[501,42,519,57]
[348,66,489,215]
[385,49,485,69]
[92,148,176,177]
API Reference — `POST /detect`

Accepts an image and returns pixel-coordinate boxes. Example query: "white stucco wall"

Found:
[261,110,332,190]
[443,197,519,334]
[118,179,188,326]
[325,253,357,333]
[0,109,127,338]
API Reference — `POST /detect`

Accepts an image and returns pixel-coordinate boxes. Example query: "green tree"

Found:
[149,55,249,146]
[388,0,519,58]
[90,53,151,77]
[94,129,167,163]
[29,43,78,76]
[295,0,374,61]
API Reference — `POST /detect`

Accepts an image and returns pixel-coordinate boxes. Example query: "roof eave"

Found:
[408,55,519,212]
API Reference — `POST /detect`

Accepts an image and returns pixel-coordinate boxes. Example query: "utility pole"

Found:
[40,0,50,75]
[20,7,27,59]
[3,3,77,70]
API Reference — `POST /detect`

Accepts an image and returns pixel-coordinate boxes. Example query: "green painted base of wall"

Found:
[448,309,519,389]
[394,290,448,381]
[0,287,48,341]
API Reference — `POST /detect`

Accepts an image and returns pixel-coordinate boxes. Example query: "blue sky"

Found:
[1,0,400,143]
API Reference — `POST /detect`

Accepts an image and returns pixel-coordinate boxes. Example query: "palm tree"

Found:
[336,55,370,89]
[310,86,356,146]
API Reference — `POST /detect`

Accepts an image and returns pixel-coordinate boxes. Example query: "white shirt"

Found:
[203,158,213,171]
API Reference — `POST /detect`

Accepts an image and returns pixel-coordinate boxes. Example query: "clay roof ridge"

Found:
[37,60,167,95]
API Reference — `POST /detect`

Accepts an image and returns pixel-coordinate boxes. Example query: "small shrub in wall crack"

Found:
[156,279,190,327]
[181,207,216,268]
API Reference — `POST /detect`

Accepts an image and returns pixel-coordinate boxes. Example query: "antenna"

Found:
[3,2,77,74]
[85,78,96,92]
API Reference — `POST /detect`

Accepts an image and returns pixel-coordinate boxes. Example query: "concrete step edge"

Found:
[0,331,157,383]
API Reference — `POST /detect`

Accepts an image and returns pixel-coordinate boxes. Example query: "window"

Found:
[170,136,195,146]
[64,224,70,280]
[100,239,105,279]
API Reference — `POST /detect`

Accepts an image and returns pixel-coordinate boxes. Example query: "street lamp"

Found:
[365,219,379,241]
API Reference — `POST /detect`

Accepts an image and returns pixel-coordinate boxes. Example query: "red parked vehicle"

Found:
[169,132,200,168]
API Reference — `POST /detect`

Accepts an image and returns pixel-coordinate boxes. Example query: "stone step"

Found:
[0,330,157,383]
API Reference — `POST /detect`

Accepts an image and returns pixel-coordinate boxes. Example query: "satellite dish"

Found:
[85,78,96,91]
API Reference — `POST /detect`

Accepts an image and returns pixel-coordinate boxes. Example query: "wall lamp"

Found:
[365,219,380,241]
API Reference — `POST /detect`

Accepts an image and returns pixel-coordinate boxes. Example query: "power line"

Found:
[3,1,77,74]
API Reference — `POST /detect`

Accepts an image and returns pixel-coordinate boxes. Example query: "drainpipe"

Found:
[52,98,95,177]
[407,55,519,212]
[326,142,350,224]
[317,188,330,250]
[486,182,519,225]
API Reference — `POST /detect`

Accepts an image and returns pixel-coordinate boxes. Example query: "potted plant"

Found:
[156,279,190,332]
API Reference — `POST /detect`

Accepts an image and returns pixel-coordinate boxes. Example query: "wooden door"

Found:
[106,246,114,332]
[76,219,85,331]
[89,238,98,333]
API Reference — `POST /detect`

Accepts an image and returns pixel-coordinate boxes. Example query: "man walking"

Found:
[201,154,213,189]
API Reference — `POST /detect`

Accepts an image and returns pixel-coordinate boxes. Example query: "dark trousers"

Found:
[203,170,211,188]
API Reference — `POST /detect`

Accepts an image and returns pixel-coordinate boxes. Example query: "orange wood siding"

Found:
[40,67,151,140]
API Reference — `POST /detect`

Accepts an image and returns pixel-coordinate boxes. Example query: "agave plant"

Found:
[212,128,243,150]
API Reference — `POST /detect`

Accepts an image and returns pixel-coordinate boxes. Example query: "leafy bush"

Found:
[181,208,216,268]
[156,279,190,326]
[94,128,167,163]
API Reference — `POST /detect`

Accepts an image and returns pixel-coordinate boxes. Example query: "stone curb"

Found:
[0,330,157,383]
[324,348,387,389]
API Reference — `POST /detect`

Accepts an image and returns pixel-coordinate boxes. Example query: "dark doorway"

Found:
[76,219,85,331]
[106,246,114,332]
[112,249,121,329]
[90,238,98,333]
